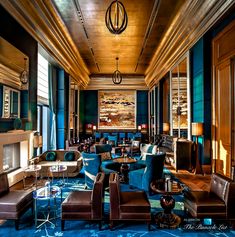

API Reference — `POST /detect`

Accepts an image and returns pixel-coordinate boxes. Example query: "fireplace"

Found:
[3,143,20,173]
[0,130,34,187]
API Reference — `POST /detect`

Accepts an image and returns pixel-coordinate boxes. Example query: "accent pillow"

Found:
[64,151,75,161]
[45,151,56,161]
[100,152,112,161]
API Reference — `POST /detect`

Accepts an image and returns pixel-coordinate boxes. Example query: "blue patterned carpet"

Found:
[0,176,234,237]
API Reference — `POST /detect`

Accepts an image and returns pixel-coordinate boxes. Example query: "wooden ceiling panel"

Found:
[52,0,185,76]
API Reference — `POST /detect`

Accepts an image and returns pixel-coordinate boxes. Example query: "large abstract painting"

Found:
[98,91,136,129]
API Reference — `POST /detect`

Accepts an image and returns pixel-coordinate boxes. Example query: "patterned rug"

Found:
[0,175,234,237]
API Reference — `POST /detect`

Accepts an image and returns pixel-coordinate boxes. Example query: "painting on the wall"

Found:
[98,91,136,129]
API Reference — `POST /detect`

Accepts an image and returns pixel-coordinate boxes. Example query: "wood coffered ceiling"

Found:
[1,0,235,88]
[52,0,185,75]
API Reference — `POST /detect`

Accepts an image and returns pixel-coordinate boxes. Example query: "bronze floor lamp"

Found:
[192,122,204,175]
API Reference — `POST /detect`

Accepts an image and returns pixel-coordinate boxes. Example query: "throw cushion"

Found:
[100,152,112,161]
[45,151,56,161]
[64,151,75,161]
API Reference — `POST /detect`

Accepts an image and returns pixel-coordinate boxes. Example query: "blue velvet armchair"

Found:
[82,152,101,189]
[129,152,166,192]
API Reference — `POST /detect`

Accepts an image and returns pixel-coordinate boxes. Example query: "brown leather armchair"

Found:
[109,172,151,230]
[0,172,33,230]
[184,173,235,221]
[61,172,105,230]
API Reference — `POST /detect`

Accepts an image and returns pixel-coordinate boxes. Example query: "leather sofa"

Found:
[36,150,82,177]
[61,172,105,230]
[184,173,235,220]
[0,172,33,230]
[109,173,151,230]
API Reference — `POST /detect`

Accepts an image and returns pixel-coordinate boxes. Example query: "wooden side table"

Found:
[113,157,136,183]
[150,179,184,229]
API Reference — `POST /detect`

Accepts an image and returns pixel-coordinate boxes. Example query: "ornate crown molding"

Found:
[145,0,235,88]
[0,0,90,88]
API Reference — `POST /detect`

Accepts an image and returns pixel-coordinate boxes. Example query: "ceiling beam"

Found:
[145,0,235,88]
[0,0,90,88]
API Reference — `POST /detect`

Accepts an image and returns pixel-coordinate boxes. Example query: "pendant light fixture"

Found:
[20,58,28,84]
[105,0,128,35]
[112,57,122,84]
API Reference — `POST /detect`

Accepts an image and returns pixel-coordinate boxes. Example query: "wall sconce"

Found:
[163,122,170,134]
[93,125,97,131]
[20,57,28,85]
[138,125,141,131]
[192,122,204,175]
[33,133,42,148]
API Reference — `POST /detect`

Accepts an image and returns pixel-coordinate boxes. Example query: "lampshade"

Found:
[138,125,141,131]
[192,122,203,136]
[93,125,97,131]
[163,122,170,132]
[33,135,42,148]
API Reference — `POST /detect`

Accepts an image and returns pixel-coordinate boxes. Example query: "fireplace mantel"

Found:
[0,130,34,186]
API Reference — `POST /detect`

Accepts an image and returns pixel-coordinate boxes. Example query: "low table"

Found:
[33,185,61,229]
[49,165,68,186]
[150,178,184,229]
[23,165,42,189]
[113,157,136,183]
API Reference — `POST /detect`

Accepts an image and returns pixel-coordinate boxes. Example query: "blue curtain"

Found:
[48,65,57,150]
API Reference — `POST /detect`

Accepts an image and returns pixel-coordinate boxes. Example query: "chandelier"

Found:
[105,0,128,34]
[112,57,122,84]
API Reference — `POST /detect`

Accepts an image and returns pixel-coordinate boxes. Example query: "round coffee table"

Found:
[150,178,184,229]
[113,157,136,183]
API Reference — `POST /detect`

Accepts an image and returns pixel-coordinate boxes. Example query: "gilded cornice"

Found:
[145,0,235,88]
[0,0,90,88]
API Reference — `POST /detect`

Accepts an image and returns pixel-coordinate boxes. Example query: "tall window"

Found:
[37,53,49,105]
[37,53,49,152]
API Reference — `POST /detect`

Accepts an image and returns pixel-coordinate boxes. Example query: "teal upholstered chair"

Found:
[107,135,118,147]
[94,144,121,186]
[119,132,126,141]
[129,152,166,192]
[82,152,101,189]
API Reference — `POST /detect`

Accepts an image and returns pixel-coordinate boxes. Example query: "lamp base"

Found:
[194,142,204,175]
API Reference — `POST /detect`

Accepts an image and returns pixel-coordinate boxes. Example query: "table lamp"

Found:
[163,122,170,134]
[192,122,203,175]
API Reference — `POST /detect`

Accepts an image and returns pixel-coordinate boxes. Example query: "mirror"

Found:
[2,86,20,118]
[170,55,190,138]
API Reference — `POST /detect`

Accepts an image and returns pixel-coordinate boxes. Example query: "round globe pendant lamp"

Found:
[105,0,128,34]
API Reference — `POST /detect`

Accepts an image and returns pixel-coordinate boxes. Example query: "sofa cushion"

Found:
[100,152,112,161]
[46,151,56,161]
[64,151,75,161]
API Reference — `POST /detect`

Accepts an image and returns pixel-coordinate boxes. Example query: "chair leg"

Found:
[15,220,19,230]
[61,220,65,231]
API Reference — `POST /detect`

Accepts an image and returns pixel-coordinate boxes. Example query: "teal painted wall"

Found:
[190,37,211,165]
